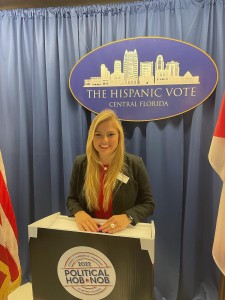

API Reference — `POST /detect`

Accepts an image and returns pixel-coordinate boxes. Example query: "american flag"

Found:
[0,151,21,298]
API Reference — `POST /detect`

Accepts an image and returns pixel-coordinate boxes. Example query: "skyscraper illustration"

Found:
[123,49,138,85]
[111,60,123,85]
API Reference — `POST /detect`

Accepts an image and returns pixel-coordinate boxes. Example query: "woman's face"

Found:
[93,119,119,162]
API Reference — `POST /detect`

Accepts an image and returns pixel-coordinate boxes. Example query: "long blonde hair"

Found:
[84,109,126,211]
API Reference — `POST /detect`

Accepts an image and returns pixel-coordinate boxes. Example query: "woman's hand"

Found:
[75,211,99,232]
[99,214,131,234]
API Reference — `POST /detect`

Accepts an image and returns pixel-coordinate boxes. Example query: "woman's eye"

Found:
[108,133,115,138]
[94,133,102,138]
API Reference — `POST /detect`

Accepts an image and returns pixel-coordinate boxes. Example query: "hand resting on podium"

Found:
[75,210,132,234]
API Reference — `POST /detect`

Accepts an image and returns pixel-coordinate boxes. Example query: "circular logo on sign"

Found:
[57,246,116,299]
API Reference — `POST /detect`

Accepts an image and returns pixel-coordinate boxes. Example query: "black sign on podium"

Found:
[28,213,155,300]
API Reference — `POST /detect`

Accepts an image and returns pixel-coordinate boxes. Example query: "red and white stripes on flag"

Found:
[0,151,21,298]
[209,91,225,276]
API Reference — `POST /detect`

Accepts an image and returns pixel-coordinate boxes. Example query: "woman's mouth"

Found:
[99,145,110,149]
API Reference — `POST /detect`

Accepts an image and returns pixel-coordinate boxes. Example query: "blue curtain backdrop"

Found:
[0,1,224,299]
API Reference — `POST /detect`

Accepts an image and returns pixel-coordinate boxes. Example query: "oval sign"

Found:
[69,37,218,121]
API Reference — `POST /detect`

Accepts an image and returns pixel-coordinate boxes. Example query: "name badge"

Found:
[117,172,129,184]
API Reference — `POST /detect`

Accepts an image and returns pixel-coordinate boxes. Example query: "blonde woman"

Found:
[67,109,154,233]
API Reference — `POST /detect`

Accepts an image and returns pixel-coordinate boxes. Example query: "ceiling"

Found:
[0,0,137,10]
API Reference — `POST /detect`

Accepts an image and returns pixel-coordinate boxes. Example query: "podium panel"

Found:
[28,213,155,300]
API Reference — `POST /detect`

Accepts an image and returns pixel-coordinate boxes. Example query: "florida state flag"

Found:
[209,91,225,276]
[0,151,21,298]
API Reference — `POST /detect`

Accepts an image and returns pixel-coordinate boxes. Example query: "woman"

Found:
[67,109,154,233]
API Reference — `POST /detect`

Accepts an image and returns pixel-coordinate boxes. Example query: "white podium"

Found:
[28,212,155,300]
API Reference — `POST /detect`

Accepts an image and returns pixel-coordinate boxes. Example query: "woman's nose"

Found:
[103,134,109,141]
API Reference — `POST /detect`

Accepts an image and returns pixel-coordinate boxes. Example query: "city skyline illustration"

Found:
[84,49,200,87]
